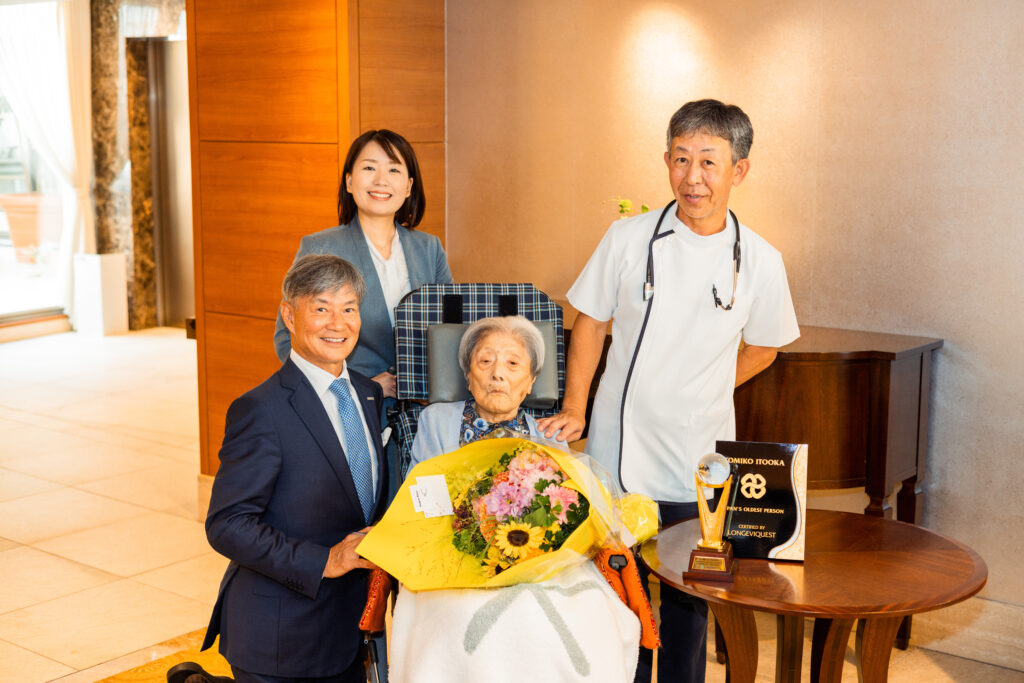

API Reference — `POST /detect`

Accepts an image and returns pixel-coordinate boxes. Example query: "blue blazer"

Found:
[201,359,387,678]
[274,220,453,377]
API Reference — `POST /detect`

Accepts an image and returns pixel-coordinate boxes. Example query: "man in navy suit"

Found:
[193,254,387,683]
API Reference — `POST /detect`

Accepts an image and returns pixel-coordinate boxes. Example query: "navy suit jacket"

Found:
[273,219,453,375]
[201,359,387,678]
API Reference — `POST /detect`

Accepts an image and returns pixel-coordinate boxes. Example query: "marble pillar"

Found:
[125,39,156,330]
[90,0,184,330]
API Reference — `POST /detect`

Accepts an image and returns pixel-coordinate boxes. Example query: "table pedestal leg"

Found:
[708,602,758,683]
[810,617,854,683]
[855,617,901,683]
[894,616,912,651]
[776,615,804,683]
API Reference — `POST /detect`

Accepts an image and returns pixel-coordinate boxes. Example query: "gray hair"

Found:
[282,254,366,304]
[666,99,753,164]
[458,316,545,378]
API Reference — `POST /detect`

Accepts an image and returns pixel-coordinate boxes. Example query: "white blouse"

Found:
[364,230,412,325]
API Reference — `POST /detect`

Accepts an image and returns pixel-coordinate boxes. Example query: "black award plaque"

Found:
[716,441,807,561]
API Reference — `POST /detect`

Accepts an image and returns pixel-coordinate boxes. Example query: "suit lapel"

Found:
[398,226,430,289]
[279,361,364,515]
[344,219,388,313]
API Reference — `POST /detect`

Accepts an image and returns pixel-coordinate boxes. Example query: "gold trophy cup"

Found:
[684,453,736,582]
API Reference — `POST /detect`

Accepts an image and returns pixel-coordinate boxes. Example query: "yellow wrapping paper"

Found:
[357,437,658,590]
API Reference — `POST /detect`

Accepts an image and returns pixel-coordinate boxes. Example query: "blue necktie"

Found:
[329,378,375,523]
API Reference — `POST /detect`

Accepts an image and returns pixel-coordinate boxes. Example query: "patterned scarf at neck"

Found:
[459,398,530,446]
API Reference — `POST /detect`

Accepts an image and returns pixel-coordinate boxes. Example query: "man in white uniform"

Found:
[539,99,799,683]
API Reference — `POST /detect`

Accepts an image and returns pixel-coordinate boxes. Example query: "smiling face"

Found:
[281,285,361,377]
[344,140,414,223]
[466,331,537,423]
[664,132,750,235]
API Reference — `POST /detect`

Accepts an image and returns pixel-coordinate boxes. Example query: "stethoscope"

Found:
[643,201,742,310]
[618,200,742,498]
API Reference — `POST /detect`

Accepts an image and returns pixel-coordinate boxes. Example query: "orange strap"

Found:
[594,547,660,649]
[358,568,393,633]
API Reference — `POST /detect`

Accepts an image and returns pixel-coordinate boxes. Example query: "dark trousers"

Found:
[634,501,708,683]
[231,656,364,683]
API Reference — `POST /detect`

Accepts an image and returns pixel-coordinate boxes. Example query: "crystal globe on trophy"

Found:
[684,453,737,581]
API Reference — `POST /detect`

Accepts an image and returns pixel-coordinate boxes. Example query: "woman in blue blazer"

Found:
[274,129,453,395]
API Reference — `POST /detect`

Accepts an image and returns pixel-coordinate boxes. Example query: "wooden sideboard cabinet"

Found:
[733,326,943,524]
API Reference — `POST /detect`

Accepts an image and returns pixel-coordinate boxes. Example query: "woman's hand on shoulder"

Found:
[372,371,397,399]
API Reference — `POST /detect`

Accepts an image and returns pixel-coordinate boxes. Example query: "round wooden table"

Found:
[640,509,987,683]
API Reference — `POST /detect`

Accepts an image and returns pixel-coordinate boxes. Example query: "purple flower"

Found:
[480,480,535,518]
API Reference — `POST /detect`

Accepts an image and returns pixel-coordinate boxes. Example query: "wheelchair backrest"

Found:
[392,283,565,477]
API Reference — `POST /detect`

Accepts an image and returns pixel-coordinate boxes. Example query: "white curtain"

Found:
[0,0,94,316]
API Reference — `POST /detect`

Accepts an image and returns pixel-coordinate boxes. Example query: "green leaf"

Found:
[521,506,550,527]
[452,526,487,558]
[534,478,558,492]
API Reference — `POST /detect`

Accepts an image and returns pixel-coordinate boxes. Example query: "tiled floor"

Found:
[0,328,227,682]
[0,328,1020,682]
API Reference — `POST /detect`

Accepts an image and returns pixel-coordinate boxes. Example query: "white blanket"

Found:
[388,562,640,683]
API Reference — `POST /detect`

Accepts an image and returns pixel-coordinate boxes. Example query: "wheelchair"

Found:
[389,282,566,479]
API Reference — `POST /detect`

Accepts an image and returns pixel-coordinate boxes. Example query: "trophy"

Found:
[684,453,737,582]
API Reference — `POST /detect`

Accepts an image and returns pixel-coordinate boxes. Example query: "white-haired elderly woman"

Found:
[389,316,641,683]
[410,315,554,465]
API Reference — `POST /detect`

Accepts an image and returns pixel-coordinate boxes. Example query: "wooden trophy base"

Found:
[684,542,735,582]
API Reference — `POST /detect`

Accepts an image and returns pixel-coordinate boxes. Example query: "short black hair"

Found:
[338,129,425,228]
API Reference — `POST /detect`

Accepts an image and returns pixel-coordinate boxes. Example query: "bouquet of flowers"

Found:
[358,438,657,590]
[451,444,590,576]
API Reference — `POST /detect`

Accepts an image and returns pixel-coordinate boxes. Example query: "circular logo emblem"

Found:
[740,473,767,499]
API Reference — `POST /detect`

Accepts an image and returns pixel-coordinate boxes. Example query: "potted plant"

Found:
[0,96,60,263]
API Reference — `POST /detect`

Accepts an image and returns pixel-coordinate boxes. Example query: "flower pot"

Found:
[0,192,62,263]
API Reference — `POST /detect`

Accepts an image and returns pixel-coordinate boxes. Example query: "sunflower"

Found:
[482,546,511,577]
[492,521,544,561]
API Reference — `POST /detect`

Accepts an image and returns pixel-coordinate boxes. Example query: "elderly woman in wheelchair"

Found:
[409,315,556,465]
[388,315,654,683]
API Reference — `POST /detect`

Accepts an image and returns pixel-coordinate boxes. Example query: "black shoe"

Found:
[167,661,233,683]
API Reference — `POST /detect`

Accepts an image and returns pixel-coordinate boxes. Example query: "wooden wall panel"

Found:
[413,142,446,246]
[199,141,339,318]
[202,312,282,473]
[190,0,445,477]
[193,0,339,143]
[358,0,445,141]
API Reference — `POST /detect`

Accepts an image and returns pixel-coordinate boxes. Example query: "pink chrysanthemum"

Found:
[507,451,563,491]
[543,484,579,524]
[480,480,535,519]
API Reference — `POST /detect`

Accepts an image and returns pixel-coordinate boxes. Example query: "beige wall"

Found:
[447,0,1024,624]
